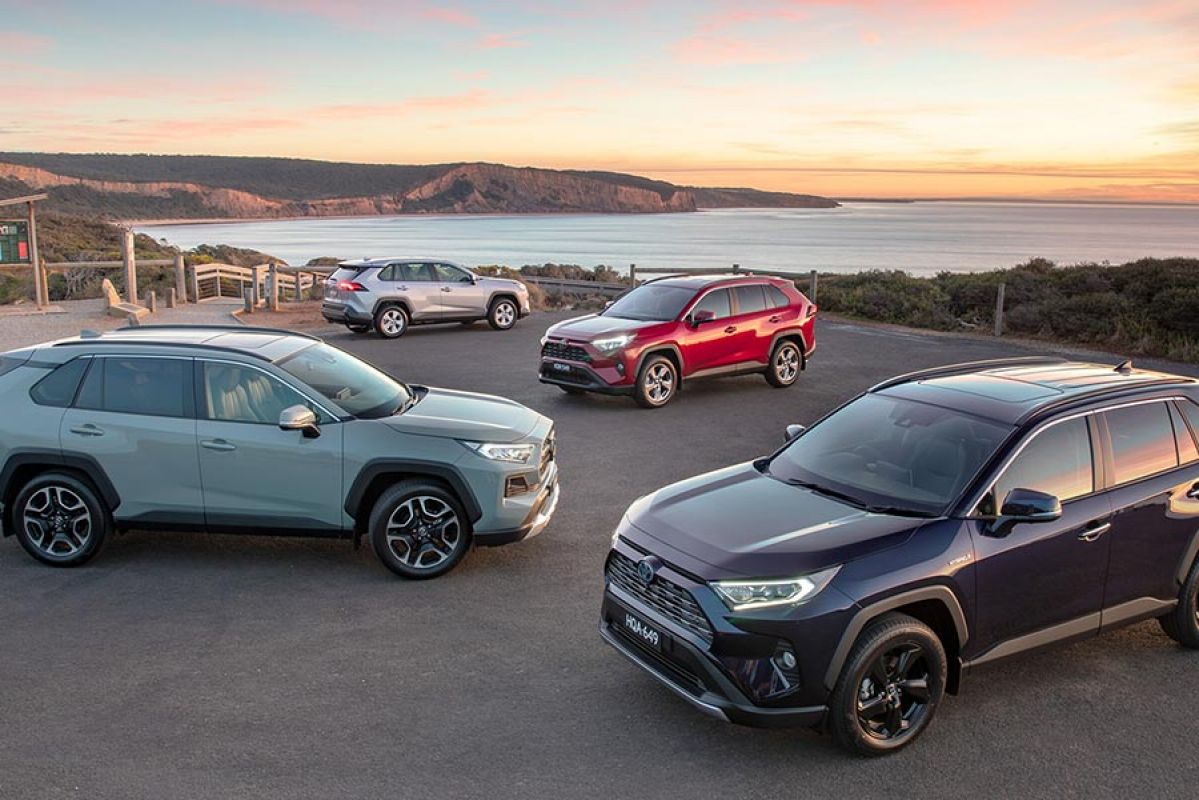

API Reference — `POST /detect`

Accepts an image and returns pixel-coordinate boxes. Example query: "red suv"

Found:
[539,275,816,408]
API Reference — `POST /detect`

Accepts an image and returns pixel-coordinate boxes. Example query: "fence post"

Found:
[732,263,740,274]
[629,263,637,285]
[250,265,261,308]
[243,287,255,314]
[167,287,177,309]
[122,230,138,304]
[28,200,48,308]
[189,265,200,304]
[809,270,819,303]
[994,282,1006,337]
[173,253,187,303]
[145,290,157,314]
[268,263,280,311]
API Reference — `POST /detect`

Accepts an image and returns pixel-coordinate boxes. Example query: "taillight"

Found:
[805,304,818,320]
[338,280,368,292]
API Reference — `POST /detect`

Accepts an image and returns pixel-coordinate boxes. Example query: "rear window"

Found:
[77,357,190,418]
[766,285,791,309]
[734,284,768,314]
[329,267,366,283]
[30,358,91,407]
[1174,400,1199,461]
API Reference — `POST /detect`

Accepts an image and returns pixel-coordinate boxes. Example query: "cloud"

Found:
[477,32,526,49]
[223,1,479,30]
[0,30,52,55]
[672,35,798,65]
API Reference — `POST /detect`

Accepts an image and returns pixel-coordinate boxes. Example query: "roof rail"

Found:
[869,356,1070,393]
[1015,377,1194,424]
[52,339,273,362]
[114,324,321,341]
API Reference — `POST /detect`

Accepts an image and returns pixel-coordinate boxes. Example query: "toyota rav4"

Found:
[0,325,558,579]
[539,275,816,408]
[601,357,1199,754]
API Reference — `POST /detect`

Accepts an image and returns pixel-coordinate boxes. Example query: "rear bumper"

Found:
[321,303,372,325]
[599,590,827,729]
[538,359,633,395]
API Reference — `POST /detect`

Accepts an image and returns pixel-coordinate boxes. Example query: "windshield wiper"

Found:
[863,504,936,518]
[784,479,870,509]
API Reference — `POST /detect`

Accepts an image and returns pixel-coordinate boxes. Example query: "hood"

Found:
[546,313,665,341]
[478,276,527,292]
[383,387,542,443]
[621,462,924,580]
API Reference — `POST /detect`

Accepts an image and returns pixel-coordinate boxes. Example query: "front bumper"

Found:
[600,590,826,729]
[538,359,633,395]
[474,475,560,547]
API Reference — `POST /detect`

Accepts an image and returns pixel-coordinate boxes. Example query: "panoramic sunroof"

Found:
[923,374,1062,403]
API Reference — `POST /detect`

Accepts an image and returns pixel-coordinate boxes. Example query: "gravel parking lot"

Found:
[2,312,1197,800]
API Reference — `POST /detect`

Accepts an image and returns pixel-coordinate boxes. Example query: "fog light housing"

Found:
[718,640,802,703]
[505,475,535,497]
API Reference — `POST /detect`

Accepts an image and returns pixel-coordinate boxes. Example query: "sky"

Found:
[2,0,1198,202]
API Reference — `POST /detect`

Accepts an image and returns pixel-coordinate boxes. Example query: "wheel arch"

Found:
[345,459,483,536]
[769,329,810,369]
[634,344,684,382]
[488,291,519,309]
[1,450,120,536]
[371,297,413,318]
[823,585,969,695]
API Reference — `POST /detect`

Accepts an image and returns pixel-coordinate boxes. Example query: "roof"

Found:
[649,274,786,289]
[875,357,1195,425]
[46,325,319,363]
[339,257,464,268]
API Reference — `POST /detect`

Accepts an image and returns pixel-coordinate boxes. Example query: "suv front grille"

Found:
[606,551,713,643]
[540,428,556,477]
[542,340,590,363]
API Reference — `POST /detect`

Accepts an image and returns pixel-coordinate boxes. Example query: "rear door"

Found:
[195,360,344,533]
[61,355,204,527]
[433,263,487,319]
[1097,399,1199,617]
[390,262,443,321]
[730,283,775,364]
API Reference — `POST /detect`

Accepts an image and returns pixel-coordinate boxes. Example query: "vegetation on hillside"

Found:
[816,258,1199,362]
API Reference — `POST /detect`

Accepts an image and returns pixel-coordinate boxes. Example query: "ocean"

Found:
[136,201,1198,277]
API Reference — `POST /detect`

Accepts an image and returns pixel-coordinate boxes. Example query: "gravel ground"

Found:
[1,312,1197,800]
[0,298,242,351]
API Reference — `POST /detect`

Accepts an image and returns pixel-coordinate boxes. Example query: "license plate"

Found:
[622,611,663,651]
[551,362,571,373]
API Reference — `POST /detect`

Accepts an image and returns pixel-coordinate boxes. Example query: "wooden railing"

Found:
[192,263,321,304]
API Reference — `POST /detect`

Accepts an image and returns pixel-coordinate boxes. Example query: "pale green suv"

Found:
[0,325,559,579]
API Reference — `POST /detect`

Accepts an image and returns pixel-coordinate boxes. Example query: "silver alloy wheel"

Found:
[380,308,406,336]
[494,301,516,328]
[23,485,92,559]
[775,344,800,383]
[644,362,675,404]
[385,495,461,570]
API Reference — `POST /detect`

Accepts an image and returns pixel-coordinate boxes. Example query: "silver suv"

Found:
[322,259,532,339]
[0,325,559,579]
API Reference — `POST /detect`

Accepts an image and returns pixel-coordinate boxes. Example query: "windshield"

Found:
[602,284,696,321]
[278,343,412,419]
[768,394,1012,515]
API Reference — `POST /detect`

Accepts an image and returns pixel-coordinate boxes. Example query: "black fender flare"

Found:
[370,298,413,319]
[344,459,483,524]
[822,585,969,691]
[1,449,122,534]
[768,328,811,364]
[486,290,520,309]
[633,344,685,380]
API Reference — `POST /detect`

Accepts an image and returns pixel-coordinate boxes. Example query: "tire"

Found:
[12,472,111,568]
[488,297,519,331]
[346,323,371,334]
[369,480,470,580]
[765,340,802,388]
[828,613,947,756]
[373,305,409,339]
[634,355,678,409]
[557,385,586,395]
[1158,557,1199,648]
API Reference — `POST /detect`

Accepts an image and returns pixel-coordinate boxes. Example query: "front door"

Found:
[61,355,204,527]
[433,263,487,319]
[969,415,1111,655]
[195,360,344,534]
[678,288,739,373]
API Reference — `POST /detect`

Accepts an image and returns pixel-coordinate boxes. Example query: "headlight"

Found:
[711,566,840,611]
[462,441,536,464]
[592,333,634,354]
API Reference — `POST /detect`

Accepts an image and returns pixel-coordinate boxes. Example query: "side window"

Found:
[692,289,731,320]
[398,263,434,282]
[202,362,315,425]
[1177,400,1199,458]
[433,263,472,283]
[734,284,769,315]
[30,357,90,407]
[1169,403,1199,464]
[378,265,396,281]
[765,285,790,309]
[77,357,189,418]
[992,417,1094,509]
[1104,402,1179,484]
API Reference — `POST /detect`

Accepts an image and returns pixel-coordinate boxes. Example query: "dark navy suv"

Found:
[600,357,1199,755]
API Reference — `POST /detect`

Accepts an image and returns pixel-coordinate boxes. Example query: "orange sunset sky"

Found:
[2,0,1198,202]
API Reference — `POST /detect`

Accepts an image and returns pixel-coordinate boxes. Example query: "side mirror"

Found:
[785,423,806,442]
[279,404,320,438]
[987,488,1061,536]
[690,309,716,327]
[604,300,614,309]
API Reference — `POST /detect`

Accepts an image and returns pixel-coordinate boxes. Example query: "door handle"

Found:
[68,424,103,437]
[1078,522,1112,542]
[723,326,737,334]
[201,439,237,452]
[768,316,782,323]
[1187,483,1199,500]
[398,285,409,291]
[440,287,453,292]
